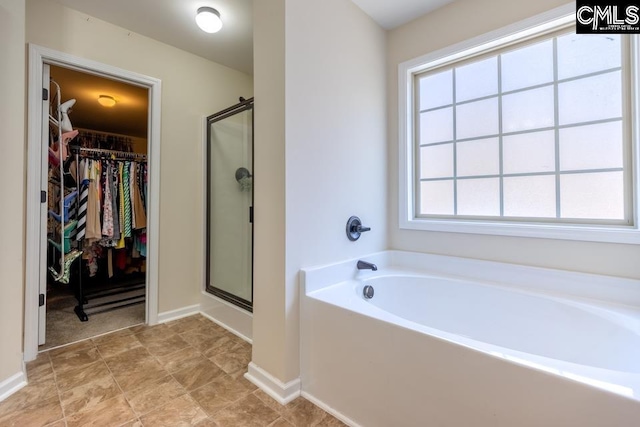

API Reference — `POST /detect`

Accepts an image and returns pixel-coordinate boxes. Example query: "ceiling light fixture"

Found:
[98,95,116,108]
[196,6,223,33]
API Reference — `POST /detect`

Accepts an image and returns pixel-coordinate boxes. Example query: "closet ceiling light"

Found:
[98,95,116,108]
[196,7,223,33]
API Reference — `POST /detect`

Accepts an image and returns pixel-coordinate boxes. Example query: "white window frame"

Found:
[398,3,640,244]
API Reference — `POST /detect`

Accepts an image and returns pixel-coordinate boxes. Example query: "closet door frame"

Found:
[24,44,162,362]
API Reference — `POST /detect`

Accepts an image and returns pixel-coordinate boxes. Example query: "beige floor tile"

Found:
[268,418,294,427]
[179,329,228,353]
[139,394,208,426]
[156,346,204,374]
[44,420,66,427]
[200,334,236,359]
[282,399,329,426]
[225,333,250,348]
[119,420,144,427]
[26,353,54,383]
[141,333,190,357]
[48,339,95,358]
[54,359,112,392]
[103,346,155,374]
[60,373,121,415]
[166,315,206,334]
[252,390,301,416]
[211,394,280,427]
[0,395,63,427]
[315,414,349,426]
[0,376,58,415]
[190,373,255,416]
[66,395,136,427]
[126,374,186,416]
[198,317,227,332]
[195,418,220,427]
[134,324,172,345]
[92,327,135,344]
[94,333,142,358]
[49,344,101,374]
[111,358,169,392]
[172,357,225,391]
[209,342,251,377]
[128,323,150,334]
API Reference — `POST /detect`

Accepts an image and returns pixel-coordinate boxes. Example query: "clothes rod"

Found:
[69,146,147,160]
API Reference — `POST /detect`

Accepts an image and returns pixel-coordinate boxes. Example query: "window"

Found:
[399,8,640,244]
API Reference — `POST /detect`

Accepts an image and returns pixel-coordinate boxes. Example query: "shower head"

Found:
[235,167,252,182]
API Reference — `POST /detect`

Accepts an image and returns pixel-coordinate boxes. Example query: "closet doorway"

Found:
[25,45,161,360]
[42,64,148,350]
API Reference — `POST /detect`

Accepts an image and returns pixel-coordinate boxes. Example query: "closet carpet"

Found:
[2,315,346,427]
[40,286,145,351]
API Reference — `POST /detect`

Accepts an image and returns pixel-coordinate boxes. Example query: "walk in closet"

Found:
[43,65,150,350]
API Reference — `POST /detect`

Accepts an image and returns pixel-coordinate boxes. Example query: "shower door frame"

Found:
[205,98,254,312]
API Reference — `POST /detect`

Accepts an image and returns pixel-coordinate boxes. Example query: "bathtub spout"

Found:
[357,260,377,271]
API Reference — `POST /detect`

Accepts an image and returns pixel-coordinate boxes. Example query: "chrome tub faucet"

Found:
[357,260,377,271]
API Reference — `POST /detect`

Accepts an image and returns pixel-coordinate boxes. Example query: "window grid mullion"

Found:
[498,55,504,217]
[418,116,624,147]
[418,66,623,115]
[453,68,458,215]
[553,37,561,219]
[418,167,625,182]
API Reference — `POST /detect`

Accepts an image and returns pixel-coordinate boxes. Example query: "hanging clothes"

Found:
[76,159,89,241]
[131,162,147,230]
[85,160,103,242]
[101,161,114,239]
[129,162,137,230]
[110,161,121,242]
[72,152,148,278]
[122,161,132,238]
[116,162,126,249]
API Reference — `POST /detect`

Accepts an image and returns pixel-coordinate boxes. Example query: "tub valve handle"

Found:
[346,216,371,241]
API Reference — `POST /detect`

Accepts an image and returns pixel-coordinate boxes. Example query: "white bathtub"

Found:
[300,251,640,427]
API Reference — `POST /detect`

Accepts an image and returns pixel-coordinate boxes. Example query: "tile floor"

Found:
[0,315,346,427]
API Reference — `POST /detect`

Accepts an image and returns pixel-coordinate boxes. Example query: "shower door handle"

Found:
[250,206,253,224]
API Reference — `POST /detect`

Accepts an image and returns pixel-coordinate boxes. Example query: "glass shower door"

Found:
[206,99,253,311]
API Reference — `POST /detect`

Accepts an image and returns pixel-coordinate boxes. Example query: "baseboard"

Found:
[200,311,252,344]
[0,370,27,403]
[244,362,300,405]
[157,304,201,323]
[200,291,252,342]
[301,391,360,427]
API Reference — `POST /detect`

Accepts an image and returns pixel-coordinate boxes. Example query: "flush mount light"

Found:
[196,6,223,33]
[98,95,116,108]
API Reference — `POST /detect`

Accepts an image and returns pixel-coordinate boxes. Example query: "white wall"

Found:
[387,0,640,279]
[0,0,26,385]
[252,0,288,382]
[26,0,253,313]
[252,0,387,384]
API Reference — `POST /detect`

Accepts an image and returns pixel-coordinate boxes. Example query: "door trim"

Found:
[24,44,162,361]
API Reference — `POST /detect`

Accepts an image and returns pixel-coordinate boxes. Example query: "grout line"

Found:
[93,344,139,425]
[41,333,99,355]
[50,353,68,427]
[85,316,252,425]
[112,316,208,419]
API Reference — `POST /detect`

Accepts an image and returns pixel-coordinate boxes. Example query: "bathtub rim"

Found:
[301,250,640,402]
[302,250,640,310]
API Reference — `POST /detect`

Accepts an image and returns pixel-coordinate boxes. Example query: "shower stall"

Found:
[205,98,253,311]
